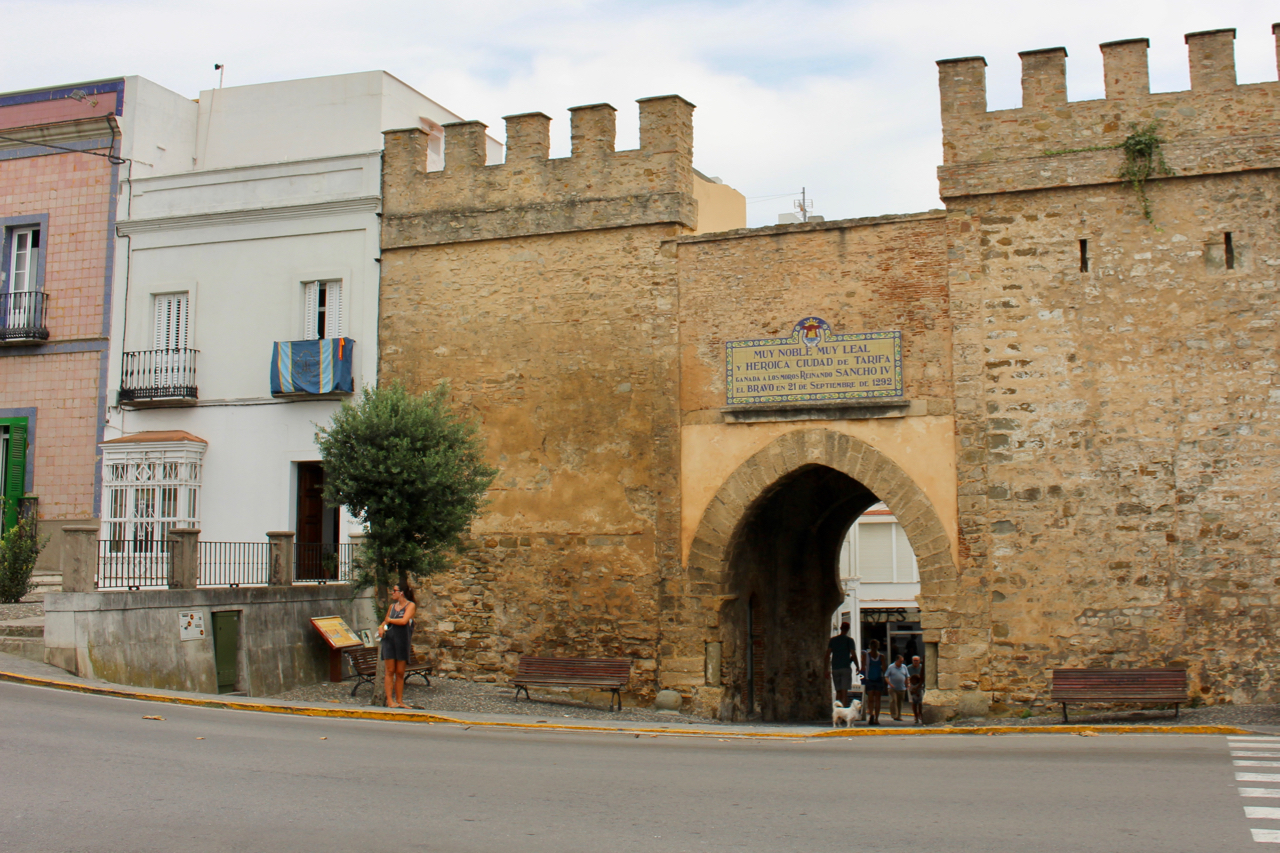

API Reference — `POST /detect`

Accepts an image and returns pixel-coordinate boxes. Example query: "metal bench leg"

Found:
[611,689,621,712]
[1175,703,1180,720]
[1061,702,1068,724]
[352,674,370,697]
[515,685,529,701]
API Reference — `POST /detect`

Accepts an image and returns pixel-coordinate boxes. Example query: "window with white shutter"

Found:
[153,293,189,350]
[856,523,895,583]
[303,281,342,340]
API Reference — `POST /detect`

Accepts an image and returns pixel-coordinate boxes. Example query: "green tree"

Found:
[316,382,497,596]
[0,502,45,604]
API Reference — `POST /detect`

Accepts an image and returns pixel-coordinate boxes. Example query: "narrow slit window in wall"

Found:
[1079,239,1089,273]
[1225,233,1235,270]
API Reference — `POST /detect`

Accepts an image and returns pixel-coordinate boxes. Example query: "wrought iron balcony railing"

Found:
[0,291,49,343]
[119,348,199,402]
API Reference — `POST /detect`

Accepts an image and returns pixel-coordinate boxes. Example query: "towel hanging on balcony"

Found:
[271,338,355,395]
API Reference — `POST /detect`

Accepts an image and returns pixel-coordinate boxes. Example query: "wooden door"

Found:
[212,611,240,694]
[296,463,325,579]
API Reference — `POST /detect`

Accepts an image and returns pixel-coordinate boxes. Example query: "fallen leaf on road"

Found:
[142,716,165,721]
[1078,731,1098,737]
[320,737,327,740]
[195,737,205,740]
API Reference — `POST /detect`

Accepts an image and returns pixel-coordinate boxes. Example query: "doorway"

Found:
[212,610,240,694]
[722,464,879,721]
[296,462,339,580]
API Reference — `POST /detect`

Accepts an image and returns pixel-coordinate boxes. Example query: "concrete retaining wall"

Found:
[44,586,376,696]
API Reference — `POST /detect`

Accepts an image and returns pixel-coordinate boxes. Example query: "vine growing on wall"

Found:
[1117,122,1172,224]
[1044,121,1173,225]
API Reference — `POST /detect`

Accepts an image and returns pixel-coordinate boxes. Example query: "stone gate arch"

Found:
[672,428,970,721]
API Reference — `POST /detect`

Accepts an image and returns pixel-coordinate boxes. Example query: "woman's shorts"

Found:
[832,668,854,691]
[864,678,887,693]
[381,627,410,662]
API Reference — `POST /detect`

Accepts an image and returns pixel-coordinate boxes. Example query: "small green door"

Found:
[212,611,240,694]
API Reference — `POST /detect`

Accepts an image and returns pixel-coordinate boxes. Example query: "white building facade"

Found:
[833,503,926,669]
[102,72,499,570]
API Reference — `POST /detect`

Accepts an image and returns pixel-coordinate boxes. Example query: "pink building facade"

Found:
[0,80,125,569]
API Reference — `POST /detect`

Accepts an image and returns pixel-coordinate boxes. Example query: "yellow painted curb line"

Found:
[814,723,1254,736]
[0,669,1255,739]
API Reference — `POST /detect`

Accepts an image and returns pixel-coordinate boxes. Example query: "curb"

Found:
[0,669,1255,739]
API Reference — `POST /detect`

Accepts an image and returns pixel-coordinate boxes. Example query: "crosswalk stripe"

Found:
[1252,829,1280,843]
[1235,761,1280,767]
[1245,807,1280,819]
[1236,773,1280,782]
[1231,739,1280,745]
[1239,788,1280,798]
[1234,751,1280,758]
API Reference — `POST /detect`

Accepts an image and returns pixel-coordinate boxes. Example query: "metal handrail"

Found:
[0,291,49,341]
[120,348,198,401]
[198,541,271,587]
[97,538,171,589]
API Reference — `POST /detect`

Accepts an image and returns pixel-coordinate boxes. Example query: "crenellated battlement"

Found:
[381,95,698,249]
[937,24,1280,198]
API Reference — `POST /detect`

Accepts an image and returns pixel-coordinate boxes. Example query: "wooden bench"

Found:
[1050,668,1188,723]
[512,656,631,711]
[344,645,432,697]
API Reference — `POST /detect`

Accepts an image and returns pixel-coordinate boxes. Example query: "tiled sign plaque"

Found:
[725,317,902,406]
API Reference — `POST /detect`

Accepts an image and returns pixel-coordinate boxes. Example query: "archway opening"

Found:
[719,463,880,722]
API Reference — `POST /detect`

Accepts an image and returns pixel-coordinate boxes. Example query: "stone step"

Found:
[0,616,44,663]
[21,572,60,602]
[0,634,44,663]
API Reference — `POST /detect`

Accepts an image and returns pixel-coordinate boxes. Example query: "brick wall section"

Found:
[0,352,100,519]
[1,151,114,338]
[0,145,113,523]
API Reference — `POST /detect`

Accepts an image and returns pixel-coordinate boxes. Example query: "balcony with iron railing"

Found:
[0,291,49,344]
[119,348,199,404]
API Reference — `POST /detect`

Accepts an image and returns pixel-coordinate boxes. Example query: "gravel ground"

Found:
[0,602,43,621]
[271,677,721,725]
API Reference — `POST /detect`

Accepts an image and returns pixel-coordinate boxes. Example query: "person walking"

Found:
[860,639,886,725]
[908,654,926,725]
[377,583,417,709]
[827,622,858,707]
[886,654,910,722]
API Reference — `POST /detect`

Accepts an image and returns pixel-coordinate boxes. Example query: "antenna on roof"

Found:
[214,64,225,88]
[794,187,814,223]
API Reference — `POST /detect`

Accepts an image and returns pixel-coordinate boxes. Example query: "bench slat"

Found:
[511,655,631,710]
[1049,668,1187,721]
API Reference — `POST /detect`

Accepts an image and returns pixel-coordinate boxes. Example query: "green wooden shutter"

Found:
[2,418,27,533]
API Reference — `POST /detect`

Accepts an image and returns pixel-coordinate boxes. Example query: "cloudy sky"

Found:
[3,1,1275,226]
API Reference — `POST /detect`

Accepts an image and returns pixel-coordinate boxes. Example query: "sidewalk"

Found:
[0,649,1265,739]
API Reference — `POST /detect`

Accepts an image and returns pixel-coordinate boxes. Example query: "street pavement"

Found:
[1,680,1272,852]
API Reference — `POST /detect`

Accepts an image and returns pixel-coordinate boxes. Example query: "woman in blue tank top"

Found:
[861,639,886,725]
[378,583,417,708]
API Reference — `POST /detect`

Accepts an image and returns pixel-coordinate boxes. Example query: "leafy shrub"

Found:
[0,510,45,604]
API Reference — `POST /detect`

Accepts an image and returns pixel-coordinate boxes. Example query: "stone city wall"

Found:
[944,25,1280,708]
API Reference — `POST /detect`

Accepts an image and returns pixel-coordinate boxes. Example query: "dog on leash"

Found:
[832,699,863,728]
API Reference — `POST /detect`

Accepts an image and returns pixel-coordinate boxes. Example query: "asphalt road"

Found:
[0,680,1267,853]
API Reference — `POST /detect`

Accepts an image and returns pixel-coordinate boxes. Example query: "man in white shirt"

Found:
[885,654,910,722]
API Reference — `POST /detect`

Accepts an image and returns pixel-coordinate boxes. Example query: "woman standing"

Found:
[860,639,886,725]
[378,583,417,708]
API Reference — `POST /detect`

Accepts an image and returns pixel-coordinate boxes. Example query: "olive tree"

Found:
[316,382,497,703]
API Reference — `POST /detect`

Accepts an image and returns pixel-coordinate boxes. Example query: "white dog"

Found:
[832,699,863,728]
